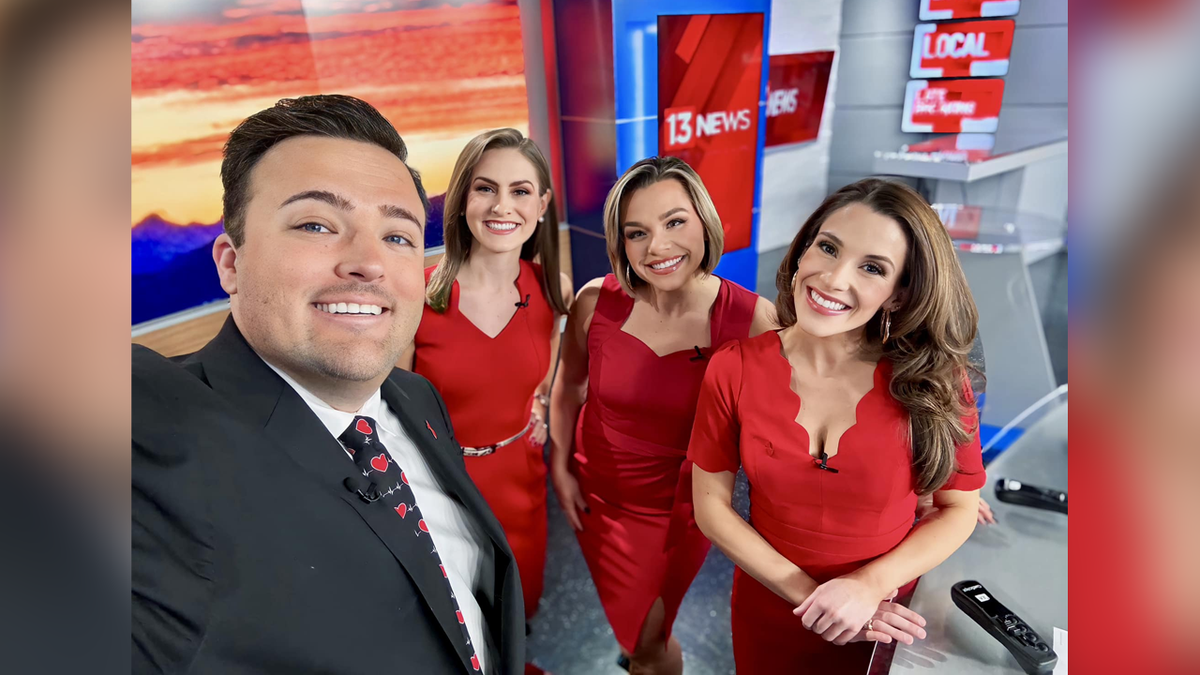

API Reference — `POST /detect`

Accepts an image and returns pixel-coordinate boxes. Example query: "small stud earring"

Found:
[539,216,545,223]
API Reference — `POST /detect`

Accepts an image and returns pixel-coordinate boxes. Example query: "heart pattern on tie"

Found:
[339,415,482,672]
[369,453,389,473]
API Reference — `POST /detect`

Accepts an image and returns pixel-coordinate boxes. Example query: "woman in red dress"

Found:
[689,179,987,674]
[549,157,776,675]
[402,129,571,630]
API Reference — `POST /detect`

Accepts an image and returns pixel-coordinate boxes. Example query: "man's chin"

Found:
[289,342,400,383]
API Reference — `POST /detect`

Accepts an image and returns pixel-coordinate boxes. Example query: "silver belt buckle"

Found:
[462,445,497,457]
[461,418,534,458]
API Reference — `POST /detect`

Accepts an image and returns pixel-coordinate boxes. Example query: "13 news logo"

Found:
[662,106,753,151]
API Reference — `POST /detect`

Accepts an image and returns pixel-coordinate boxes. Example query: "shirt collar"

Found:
[261,358,384,439]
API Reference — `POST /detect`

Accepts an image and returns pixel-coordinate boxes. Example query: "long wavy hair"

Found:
[426,128,568,314]
[775,179,981,494]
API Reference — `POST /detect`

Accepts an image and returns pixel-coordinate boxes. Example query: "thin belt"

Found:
[461,417,535,457]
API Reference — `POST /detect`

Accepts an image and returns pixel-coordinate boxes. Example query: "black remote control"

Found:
[952,580,1058,675]
[994,478,1067,514]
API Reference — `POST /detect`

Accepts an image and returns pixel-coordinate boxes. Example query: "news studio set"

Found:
[129,0,1068,673]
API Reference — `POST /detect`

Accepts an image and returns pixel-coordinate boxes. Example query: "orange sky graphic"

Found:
[132,0,529,227]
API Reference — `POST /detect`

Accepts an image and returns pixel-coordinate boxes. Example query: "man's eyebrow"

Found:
[380,203,424,231]
[279,190,354,211]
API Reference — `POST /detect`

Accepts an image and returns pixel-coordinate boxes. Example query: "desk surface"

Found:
[880,403,1068,674]
[932,204,1067,262]
[874,132,1067,183]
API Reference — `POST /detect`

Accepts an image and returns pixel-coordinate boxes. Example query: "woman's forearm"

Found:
[549,382,584,471]
[694,482,818,606]
[849,499,978,595]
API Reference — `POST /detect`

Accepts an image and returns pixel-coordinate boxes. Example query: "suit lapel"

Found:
[380,377,516,650]
[195,318,473,673]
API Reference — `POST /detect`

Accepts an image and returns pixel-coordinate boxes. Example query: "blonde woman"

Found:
[689,179,986,673]
[550,157,776,675]
[402,129,571,629]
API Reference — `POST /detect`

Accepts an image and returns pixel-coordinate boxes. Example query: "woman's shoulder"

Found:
[711,330,777,365]
[717,275,759,304]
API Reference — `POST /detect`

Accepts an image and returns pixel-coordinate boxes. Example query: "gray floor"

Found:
[528,476,750,675]
[528,247,1069,674]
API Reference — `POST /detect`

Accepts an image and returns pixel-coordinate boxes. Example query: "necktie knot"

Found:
[339,415,379,455]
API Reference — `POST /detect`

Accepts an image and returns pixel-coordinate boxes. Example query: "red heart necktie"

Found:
[339,415,481,672]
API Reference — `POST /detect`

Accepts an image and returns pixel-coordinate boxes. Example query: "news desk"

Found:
[872,403,1068,674]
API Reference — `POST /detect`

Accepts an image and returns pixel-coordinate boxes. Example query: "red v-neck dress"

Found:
[687,331,986,673]
[572,273,758,652]
[412,260,554,619]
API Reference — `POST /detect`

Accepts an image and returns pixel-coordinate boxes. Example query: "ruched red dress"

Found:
[572,274,758,652]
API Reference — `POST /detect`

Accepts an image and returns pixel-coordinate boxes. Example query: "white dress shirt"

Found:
[265,362,492,673]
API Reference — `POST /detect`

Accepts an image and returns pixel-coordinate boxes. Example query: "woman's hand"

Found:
[976,497,996,525]
[529,399,548,446]
[794,577,896,645]
[846,597,928,645]
[551,464,589,531]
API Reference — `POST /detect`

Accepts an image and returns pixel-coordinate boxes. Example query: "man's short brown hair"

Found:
[220,94,429,247]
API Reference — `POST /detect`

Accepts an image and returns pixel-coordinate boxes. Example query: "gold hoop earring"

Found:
[881,310,892,344]
[791,270,798,286]
[627,263,637,282]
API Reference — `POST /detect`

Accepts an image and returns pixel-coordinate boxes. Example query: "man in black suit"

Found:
[132,95,524,674]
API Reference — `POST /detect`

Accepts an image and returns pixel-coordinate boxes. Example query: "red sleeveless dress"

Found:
[412,260,554,619]
[572,274,757,652]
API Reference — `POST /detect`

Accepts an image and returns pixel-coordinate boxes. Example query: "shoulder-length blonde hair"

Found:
[602,156,724,296]
[775,178,981,494]
[426,128,568,314]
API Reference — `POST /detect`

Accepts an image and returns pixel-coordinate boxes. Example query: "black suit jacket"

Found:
[132,318,524,674]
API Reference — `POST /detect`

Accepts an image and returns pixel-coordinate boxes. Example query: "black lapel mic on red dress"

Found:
[343,475,382,503]
[515,293,531,309]
[689,346,705,362]
[815,451,839,474]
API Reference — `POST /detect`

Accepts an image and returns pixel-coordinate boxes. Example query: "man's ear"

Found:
[212,232,239,296]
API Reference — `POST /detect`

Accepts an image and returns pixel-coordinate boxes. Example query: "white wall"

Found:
[757,0,844,253]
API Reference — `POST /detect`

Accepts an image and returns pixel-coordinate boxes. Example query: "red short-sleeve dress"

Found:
[572,274,758,653]
[688,331,986,674]
[412,259,555,618]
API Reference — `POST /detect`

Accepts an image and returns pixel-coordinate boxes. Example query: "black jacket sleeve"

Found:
[132,346,216,674]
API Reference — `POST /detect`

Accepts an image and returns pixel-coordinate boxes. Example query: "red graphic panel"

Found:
[765,51,834,147]
[919,0,1020,20]
[911,20,1015,78]
[932,203,983,241]
[902,79,1005,133]
[904,134,996,163]
[658,13,764,254]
